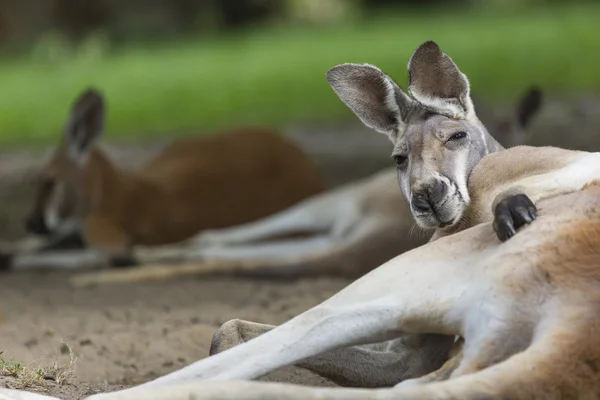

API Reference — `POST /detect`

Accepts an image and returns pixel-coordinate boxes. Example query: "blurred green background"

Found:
[0,0,598,145]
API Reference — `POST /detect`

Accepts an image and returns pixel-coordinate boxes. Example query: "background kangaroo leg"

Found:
[9,248,107,270]
[192,192,354,247]
[394,339,464,387]
[188,199,364,261]
[189,236,336,260]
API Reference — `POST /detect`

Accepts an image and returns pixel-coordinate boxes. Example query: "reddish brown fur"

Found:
[34,127,325,255]
[477,194,600,399]
[499,184,600,399]
[473,184,600,399]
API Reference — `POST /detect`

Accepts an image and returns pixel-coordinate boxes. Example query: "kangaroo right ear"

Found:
[326,63,413,143]
[515,86,543,129]
[65,88,105,165]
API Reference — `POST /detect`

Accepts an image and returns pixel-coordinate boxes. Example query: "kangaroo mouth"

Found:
[437,220,452,228]
[412,189,465,229]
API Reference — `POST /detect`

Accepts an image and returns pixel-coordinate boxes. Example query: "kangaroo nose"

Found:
[25,213,49,235]
[411,192,432,213]
[412,181,449,213]
[427,180,448,205]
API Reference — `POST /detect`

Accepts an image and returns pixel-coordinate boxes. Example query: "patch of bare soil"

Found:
[0,271,347,399]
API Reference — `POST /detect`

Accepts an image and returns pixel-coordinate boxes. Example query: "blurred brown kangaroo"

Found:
[12,89,324,269]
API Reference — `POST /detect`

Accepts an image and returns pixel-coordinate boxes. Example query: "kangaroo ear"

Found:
[515,86,543,129]
[407,41,474,119]
[65,88,105,165]
[327,63,413,142]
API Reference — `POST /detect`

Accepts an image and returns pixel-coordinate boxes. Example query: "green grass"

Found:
[0,3,598,145]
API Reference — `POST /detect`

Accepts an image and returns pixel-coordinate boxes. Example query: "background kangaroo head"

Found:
[327,40,542,229]
[24,89,105,239]
[473,85,542,149]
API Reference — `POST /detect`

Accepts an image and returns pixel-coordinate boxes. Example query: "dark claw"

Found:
[493,194,537,242]
[109,255,139,269]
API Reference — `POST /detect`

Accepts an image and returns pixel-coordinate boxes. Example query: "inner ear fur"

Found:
[64,88,105,164]
[407,41,474,119]
[326,63,413,142]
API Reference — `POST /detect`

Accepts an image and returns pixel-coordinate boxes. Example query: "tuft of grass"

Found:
[0,3,598,145]
[0,344,77,390]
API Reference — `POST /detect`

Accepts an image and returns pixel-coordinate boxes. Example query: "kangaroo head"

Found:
[25,88,105,239]
[327,40,541,229]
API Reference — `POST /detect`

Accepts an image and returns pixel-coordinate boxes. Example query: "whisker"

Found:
[409,222,431,241]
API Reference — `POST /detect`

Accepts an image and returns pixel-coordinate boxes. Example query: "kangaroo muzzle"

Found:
[411,179,463,228]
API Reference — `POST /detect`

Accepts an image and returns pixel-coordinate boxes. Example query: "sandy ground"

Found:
[0,95,599,399]
[0,271,347,399]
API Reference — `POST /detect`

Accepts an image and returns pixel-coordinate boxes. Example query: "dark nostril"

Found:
[411,193,432,213]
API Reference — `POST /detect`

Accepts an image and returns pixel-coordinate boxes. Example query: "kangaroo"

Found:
[78,47,600,400]
[5,89,325,270]
[126,85,542,280]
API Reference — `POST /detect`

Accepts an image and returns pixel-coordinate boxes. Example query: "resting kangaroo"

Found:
[82,41,600,400]
[3,90,325,270]
[86,121,600,400]
[129,85,542,280]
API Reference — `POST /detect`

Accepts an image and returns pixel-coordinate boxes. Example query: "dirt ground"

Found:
[0,271,347,399]
[1,95,599,399]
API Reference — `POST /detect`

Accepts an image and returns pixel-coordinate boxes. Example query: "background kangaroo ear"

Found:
[515,86,543,129]
[65,88,105,165]
[407,41,474,119]
[326,63,413,142]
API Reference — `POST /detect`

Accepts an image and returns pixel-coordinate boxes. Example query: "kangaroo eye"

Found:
[448,131,467,141]
[393,155,408,168]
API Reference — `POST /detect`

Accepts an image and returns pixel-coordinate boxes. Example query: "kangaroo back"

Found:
[132,127,326,240]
